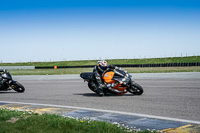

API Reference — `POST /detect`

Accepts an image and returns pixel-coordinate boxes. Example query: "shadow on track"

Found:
[74,93,135,97]
[0,91,17,94]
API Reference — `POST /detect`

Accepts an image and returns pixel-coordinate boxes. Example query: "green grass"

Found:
[7,66,200,75]
[9,68,93,75]
[123,66,200,73]
[1,56,200,75]
[0,56,200,67]
[0,108,155,133]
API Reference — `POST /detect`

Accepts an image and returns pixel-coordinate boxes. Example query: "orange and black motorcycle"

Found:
[80,67,143,95]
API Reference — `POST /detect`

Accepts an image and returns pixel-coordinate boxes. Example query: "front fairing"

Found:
[113,69,126,78]
[1,72,12,80]
[112,69,132,85]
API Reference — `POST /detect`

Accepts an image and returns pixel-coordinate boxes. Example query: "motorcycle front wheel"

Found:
[12,82,25,93]
[128,82,143,95]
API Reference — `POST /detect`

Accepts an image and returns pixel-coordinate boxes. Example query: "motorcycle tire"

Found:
[128,82,143,95]
[88,81,97,93]
[13,82,25,93]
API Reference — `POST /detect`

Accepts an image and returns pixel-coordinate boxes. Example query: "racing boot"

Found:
[97,88,104,96]
[97,84,105,96]
[99,91,104,96]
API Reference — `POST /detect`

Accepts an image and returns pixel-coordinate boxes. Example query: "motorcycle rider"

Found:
[0,69,5,89]
[92,60,117,96]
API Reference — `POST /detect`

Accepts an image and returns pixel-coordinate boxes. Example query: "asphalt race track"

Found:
[0,72,200,122]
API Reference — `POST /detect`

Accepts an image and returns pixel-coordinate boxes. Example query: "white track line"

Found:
[1,101,200,125]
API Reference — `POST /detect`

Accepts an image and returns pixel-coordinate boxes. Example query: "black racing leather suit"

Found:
[0,70,4,88]
[92,65,116,95]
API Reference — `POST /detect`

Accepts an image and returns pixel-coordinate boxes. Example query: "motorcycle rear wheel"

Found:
[128,82,143,95]
[88,81,97,93]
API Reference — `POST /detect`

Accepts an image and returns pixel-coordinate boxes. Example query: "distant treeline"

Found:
[35,62,200,69]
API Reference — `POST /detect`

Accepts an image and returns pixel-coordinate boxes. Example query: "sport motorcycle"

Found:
[80,67,143,95]
[0,69,25,92]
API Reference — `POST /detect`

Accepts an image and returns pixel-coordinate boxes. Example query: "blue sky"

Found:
[0,0,200,62]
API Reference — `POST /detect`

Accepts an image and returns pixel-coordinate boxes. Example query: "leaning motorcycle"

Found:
[0,69,25,92]
[80,67,143,95]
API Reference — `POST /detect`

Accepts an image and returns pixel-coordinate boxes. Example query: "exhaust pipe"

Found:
[108,87,126,93]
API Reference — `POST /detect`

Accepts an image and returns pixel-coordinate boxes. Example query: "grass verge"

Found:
[0,108,155,133]
[0,56,200,67]
[8,66,200,75]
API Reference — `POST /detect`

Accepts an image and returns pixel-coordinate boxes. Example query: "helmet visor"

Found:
[100,66,107,70]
